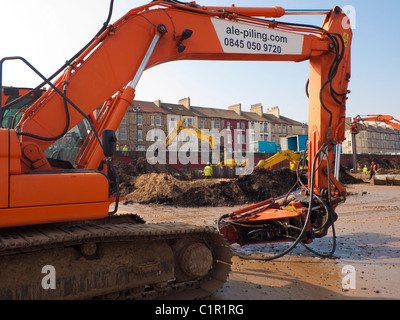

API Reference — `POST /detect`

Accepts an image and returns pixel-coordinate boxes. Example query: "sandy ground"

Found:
[118,183,400,300]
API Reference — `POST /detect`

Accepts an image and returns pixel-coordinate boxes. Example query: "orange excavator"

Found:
[349,115,400,172]
[0,1,352,299]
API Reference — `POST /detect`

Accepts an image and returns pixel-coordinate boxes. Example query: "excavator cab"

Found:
[0,86,45,129]
[44,120,92,169]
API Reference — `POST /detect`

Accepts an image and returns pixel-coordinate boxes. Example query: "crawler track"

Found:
[0,214,231,300]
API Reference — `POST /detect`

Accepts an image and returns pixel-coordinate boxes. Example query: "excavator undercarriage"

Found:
[0,214,231,299]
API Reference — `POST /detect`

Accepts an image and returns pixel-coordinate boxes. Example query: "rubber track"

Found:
[0,214,232,299]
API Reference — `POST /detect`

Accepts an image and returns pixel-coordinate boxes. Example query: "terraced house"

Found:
[116,97,307,155]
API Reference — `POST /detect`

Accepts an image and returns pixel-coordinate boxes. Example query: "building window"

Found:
[138,130,143,141]
[137,145,145,151]
[216,120,220,129]
[271,125,275,133]
[241,122,245,131]
[227,122,231,129]
[184,117,192,126]
[156,116,161,126]
[121,114,127,124]
[200,119,205,129]
[227,133,232,145]
[119,128,127,140]
[151,115,154,126]
[138,114,142,126]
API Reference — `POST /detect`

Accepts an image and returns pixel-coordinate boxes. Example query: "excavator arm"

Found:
[14,1,347,171]
[256,150,304,171]
[165,119,219,149]
[352,114,400,133]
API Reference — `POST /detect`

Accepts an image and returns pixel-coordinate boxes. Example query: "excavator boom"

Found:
[0,1,352,299]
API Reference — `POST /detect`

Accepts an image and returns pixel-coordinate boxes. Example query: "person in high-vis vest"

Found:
[369,161,377,180]
[204,162,213,179]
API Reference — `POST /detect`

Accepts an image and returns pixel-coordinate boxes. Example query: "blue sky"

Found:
[1,0,399,124]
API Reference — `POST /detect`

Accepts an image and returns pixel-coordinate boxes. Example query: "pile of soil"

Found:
[114,157,365,207]
[122,164,307,207]
[114,158,188,195]
[358,158,400,173]
[340,169,364,184]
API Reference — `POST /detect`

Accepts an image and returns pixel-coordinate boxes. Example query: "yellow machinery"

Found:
[165,119,242,166]
[165,119,219,149]
[256,150,307,171]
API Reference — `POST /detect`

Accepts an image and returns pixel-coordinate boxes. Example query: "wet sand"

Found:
[118,183,400,300]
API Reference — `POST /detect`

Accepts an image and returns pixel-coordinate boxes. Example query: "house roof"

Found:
[280,115,304,126]
[191,106,247,120]
[129,98,306,127]
[130,100,166,113]
[158,102,197,116]
[241,111,266,122]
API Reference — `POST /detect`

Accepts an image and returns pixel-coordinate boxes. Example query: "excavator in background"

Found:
[165,119,245,167]
[255,149,307,171]
[165,119,219,148]
[0,0,352,299]
[350,115,400,172]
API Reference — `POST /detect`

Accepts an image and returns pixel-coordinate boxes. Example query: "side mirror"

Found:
[102,129,117,157]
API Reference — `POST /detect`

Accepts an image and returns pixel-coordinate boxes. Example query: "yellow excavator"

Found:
[165,119,245,166]
[256,150,307,171]
[165,119,219,150]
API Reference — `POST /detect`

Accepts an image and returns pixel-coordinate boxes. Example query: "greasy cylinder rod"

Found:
[129,25,167,89]
[199,6,286,18]
[284,9,331,15]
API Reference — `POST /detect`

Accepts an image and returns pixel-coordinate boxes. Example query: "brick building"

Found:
[116,98,307,154]
[116,100,167,151]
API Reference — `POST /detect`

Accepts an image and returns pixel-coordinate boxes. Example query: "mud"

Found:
[114,158,400,299]
[123,167,307,207]
[117,183,400,300]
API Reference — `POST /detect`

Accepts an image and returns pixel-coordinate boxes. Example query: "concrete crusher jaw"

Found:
[0,214,231,300]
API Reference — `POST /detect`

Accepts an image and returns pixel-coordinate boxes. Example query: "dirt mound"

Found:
[114,157,363,207]
[114,158,188,195]
[358,158,400,171]
[124,167,307,207]
[340,170,363,184]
